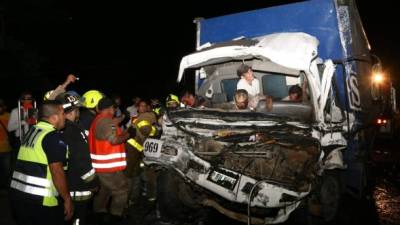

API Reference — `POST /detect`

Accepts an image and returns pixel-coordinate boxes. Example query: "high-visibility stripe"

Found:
[127,139,143,152]
[90,153,126,160]
[70,191,92,197]
[62,100,80,109]
[62,102,73,109]
[136,120,157,136]
[92,161,126,169]
[12,171,51,187]
[10,180,57,197]
[150,126,156,136]
[81,168,95,180]
[70,191,93,201]
[137,120,151,128]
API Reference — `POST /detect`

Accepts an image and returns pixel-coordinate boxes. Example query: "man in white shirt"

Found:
[236,64,260,98]
[8,92,37,147]
[236,64,263,108]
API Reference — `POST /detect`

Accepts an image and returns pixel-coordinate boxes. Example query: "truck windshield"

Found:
[220,72,304,103]
[262,73,301,100]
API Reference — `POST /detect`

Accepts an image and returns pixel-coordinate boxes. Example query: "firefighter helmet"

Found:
[82,90,104,108]
[56,92,82,112]
[166,94,179,107]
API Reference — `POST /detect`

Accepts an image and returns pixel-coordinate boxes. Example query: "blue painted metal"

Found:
[198,0,351,107]
[199,0,343,61]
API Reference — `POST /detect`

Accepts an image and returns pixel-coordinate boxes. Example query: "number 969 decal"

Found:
[143,138,163,158]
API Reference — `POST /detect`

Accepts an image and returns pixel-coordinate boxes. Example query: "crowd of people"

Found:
[0,74,199,225]
[0,63,306,225]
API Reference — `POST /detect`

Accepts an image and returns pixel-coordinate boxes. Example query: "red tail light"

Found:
[376,118,387,125]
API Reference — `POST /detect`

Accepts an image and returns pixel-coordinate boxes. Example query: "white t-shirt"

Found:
[237,78,260,97]
[8,107,30,137]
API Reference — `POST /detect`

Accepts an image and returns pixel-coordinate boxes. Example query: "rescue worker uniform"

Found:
[56,91,98,225]
[9,121,68,225]
[89,99,129,220]
[125,112,158,205]
[78,108,96,135]
[63,118,99,225]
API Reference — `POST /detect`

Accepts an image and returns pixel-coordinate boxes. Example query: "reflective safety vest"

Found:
[127,138,143,152]
[89,114,126,173]
[10,121,60,207]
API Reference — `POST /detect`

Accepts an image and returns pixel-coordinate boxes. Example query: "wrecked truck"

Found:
[143,0,392,224]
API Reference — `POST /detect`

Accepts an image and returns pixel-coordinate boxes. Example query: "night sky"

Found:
[0,0,398,108]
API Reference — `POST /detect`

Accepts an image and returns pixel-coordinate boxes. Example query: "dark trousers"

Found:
[10,199,64,225]
[67,200,90,225]
[0,151,11,188]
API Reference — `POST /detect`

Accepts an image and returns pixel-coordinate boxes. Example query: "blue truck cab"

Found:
[143,0,393,223]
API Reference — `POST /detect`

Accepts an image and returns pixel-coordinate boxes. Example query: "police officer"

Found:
[56,92,99,225]
[9,100,73,225]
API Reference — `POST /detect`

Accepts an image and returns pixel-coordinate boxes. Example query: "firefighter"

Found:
[89,97,132,224]
[79,90,104,136]
[150,99,164,137]
[9,100,73,225]
[125,112,158,208]
[56,92,99,225]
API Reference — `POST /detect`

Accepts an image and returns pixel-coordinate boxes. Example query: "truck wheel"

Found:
[157,169,201,222]
[320,171,342,222]
[301,170,343,225]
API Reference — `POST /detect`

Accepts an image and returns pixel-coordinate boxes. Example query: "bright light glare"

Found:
[373,73,384,83]
[377,118,388,125]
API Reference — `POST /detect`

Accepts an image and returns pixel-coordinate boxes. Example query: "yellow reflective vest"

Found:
[10,121,63,206]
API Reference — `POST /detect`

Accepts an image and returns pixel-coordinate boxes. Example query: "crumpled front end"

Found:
[144,109,321,224]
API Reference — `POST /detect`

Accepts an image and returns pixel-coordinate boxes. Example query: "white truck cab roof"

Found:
[177,32,319,82]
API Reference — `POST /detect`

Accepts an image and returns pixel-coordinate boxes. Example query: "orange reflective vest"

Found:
[89,114,126,173]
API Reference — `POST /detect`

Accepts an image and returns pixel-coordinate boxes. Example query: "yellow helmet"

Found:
[166,94,179,104]
[166,94,180,108]
[82,90,104,108]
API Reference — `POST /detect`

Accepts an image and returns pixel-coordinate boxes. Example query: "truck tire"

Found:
[294,170,344,225]
[308,170,343,225]
[319,170,343,223]
[157,169,201,222]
